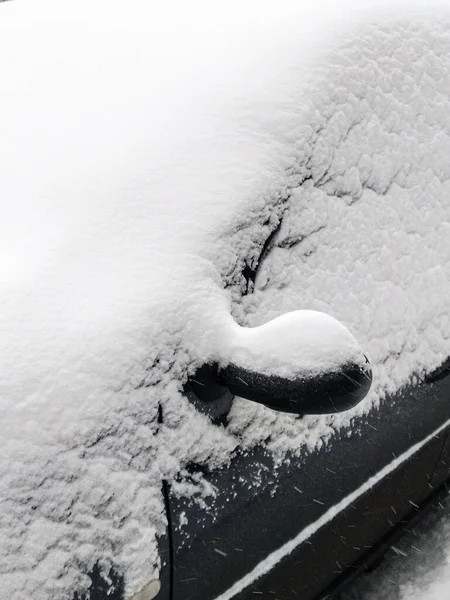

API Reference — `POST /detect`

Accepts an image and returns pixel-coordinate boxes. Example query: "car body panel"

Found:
[169,373,450,600]
[235,434,445,600]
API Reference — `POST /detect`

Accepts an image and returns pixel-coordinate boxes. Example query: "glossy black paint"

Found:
[220,360,372,415]
[328,476,450,599]
[187,357,373,421]
[169,371,450,600]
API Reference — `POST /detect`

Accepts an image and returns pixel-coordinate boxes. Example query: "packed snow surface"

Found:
[223,310,366,378]
[2,0,450,598]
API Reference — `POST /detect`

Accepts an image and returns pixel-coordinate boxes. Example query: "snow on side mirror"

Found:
[218,310,372,415]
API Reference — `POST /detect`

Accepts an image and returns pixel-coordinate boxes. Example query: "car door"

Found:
[165,15,450,597]
[165,195,450,600]
[167,368,450,600]
[165,199,450,600]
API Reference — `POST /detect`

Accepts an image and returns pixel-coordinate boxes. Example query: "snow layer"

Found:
[222,310,366,378]
[2,0,450,599]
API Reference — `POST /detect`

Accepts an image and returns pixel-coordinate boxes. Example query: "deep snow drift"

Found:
[2,0,450,598]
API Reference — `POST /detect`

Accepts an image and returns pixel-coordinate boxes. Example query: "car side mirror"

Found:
[189,310,372,416]
[219,359,371,415]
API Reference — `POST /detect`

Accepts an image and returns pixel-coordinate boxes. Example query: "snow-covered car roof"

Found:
[2,1,450,599]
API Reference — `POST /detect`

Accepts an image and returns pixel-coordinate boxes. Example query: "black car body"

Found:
[168,363,450,600]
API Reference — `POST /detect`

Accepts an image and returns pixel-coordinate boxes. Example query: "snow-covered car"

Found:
[2,2,450,600]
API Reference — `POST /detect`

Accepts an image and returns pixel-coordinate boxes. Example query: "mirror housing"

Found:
[187,310,372,417]
[219,359,372,415]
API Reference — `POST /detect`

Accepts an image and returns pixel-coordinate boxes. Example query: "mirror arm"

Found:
[185,364,234,425]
